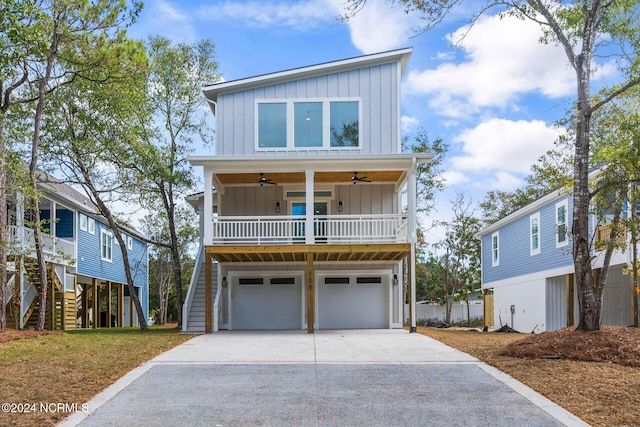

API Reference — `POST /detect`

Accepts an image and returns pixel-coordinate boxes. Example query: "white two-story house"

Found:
[182,48,431,333]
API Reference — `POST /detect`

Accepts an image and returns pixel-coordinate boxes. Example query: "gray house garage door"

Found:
[231,276,302,329]
[317,274,389,329]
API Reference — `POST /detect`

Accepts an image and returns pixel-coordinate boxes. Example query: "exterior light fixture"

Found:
[275,201,281,213]
[338,201,343,213]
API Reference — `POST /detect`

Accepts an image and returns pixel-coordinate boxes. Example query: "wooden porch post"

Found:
[92,279,98,328]
[408,157,418,333]
[306,254,314,334]
[118,284,124,328]
[205,252,212,334]
[107,281,112,328]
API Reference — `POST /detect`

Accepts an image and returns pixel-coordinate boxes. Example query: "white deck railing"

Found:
[211,214,408,245]
[7,226,75,262]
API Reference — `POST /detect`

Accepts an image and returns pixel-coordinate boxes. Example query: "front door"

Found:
[291,202,327,242]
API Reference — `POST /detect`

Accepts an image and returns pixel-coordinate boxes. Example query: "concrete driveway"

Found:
[61,330,588,427]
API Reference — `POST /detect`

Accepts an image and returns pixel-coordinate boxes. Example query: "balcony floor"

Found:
[205,243,411,263]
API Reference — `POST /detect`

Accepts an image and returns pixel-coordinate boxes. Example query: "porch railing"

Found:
[211,214,408,245]
[7,226,75,262]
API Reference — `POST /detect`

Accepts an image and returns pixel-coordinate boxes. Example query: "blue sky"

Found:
[127,0,620,242]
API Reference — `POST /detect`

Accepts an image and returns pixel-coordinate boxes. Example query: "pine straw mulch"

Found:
[0,329,60,344]
[417,325,640,427]
[500,325,640,367]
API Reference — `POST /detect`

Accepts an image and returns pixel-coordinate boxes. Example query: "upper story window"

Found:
[88,217,95,235]
[491,231,499,267]
[555,199,569,248]
[80,213,87,231]
[100,229,113,262]
[257,99,360,150]
[530,212,540,256]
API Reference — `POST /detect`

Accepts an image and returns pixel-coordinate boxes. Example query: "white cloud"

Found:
[401,115,420,133]
[405,13,576,115]
[138,0,198,43]
[198,1,334,31]
[442,169,469,186]
[450,118,559,175]
[487,171,523,192]
[326,0,417,53]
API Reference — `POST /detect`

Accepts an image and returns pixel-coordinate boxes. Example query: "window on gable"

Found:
[294,102,323,147]
[257,103,286,148]
[127,236,133,250]
[257,99,360,150]
[556,200,569,248]
[88,217,95,235]
[491,232,499,267]
[80,214,87,231]
[530,213,540,255]
[330,101,359,147]
[100,229,113,262]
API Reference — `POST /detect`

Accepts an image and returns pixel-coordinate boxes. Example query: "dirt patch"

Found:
[0,329,60,343]
[500,326,640,367]
[417,326,640,427]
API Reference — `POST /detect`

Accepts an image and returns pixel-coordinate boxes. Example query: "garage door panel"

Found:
[232,279,302,330]
[318,275,388,329]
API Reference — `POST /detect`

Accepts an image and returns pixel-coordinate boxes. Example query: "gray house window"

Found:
[294,102,322,147]
[330,101,359,147]
[257,103,286,148]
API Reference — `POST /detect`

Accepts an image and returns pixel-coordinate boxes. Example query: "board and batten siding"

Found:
[221,184,398,216]
[76,213,148,290]
[215,62,400,156]
[482,195,574,284]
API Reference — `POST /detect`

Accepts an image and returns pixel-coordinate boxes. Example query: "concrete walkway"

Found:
[60,330,589,427]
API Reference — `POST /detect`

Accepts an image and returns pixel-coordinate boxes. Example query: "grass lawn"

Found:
[0,326,193,427]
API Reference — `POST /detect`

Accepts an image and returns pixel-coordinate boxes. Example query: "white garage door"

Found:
[318,275,389,329]
[231,276,302,330]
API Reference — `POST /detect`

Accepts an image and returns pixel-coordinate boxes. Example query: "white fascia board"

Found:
[202,48,413,103]
[188,153,432,173]
[476,189,570,238]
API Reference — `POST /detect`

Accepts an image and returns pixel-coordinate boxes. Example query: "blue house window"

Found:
[101,229,113,262]
[530,213,540,255]
[556,200,569,248]
[491,231,499,267]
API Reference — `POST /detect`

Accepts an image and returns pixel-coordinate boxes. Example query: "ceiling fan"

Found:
[258,173,277,186]
[352,172,371,184]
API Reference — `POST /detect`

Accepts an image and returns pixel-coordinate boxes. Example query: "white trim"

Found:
[530,212,541,256]
[100,228,113,262]
[483,264,574,290]
[491,231,500,267]
[255,98,362,151]
[555,199,569,248]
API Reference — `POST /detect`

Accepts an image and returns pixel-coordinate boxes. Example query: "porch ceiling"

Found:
[205,243,411,263]
[215,170,405,185]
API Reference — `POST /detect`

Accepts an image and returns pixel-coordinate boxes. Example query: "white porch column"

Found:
[305,169,314,244]
[203,167,214,246]
[408,157,417,333]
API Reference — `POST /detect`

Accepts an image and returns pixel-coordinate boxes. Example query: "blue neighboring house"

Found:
[4,173,148,330]
[477,187,635,332]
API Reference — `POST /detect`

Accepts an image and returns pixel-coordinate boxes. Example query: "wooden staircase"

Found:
[18,260,76,330]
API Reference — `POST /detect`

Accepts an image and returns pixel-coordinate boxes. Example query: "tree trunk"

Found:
[33,24,59,331]
[573,49,601,331]
[0,116,7,330]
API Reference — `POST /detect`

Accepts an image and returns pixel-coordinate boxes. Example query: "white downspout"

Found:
[203,168,214,246]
